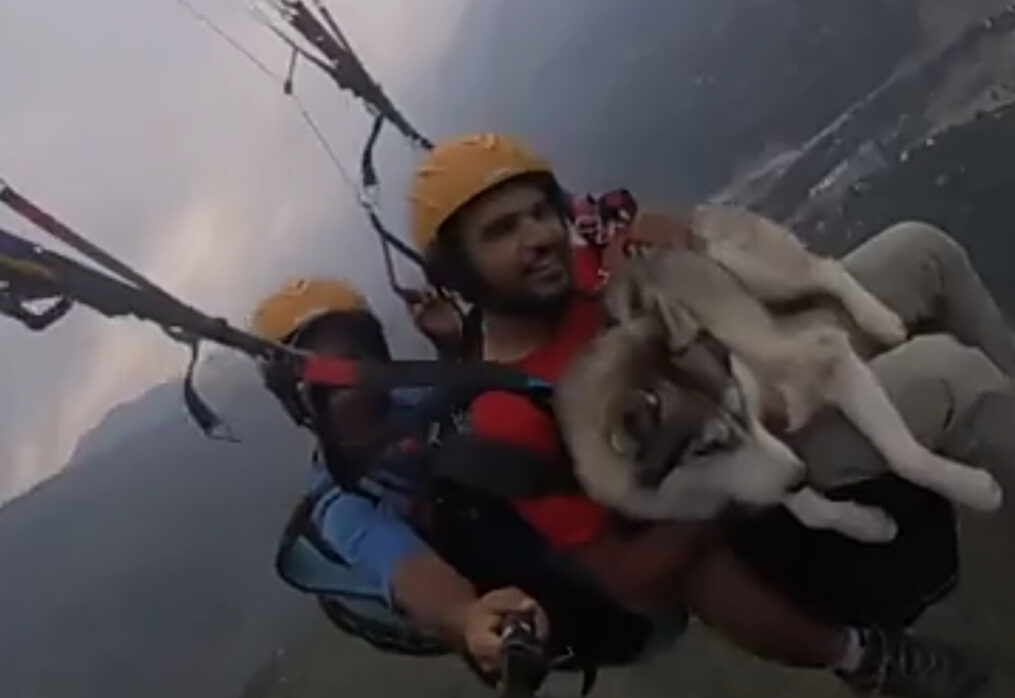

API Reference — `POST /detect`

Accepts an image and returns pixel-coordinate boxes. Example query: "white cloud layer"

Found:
[0,0,470,502]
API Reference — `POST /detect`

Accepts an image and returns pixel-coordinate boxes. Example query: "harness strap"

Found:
[0,207,278,357]
[361,114,385,192]
[299,353,554,456]
[0,181,177,306]
[356,118,463,329]
[357,115,427,298]
[433,436,580,499]
[181,338,239,442]
[0,287,73,331]
[302,354,547,390]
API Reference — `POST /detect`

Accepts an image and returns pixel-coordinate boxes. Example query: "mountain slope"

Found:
[0,367,318,698]
[430,0,916,201]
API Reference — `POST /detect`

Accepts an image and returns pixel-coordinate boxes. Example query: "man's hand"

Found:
[390,555,549,674]
[406,288,463,352]
[454,587,550,674]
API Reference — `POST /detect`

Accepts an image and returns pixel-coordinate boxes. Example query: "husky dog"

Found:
[555,206,1003,542]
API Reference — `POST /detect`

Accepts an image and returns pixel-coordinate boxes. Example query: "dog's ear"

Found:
[603,271,646,325]
[647,291,700,354]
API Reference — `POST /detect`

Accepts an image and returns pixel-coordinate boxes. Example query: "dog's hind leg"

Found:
[822,341,1004,512]
[783,487,899,542]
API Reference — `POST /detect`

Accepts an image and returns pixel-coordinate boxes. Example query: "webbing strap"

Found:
[357,121,470,351]
[0,189,279,357]
[300,353,550,394]
[298,353,555,469]
[357,115,435,306]
[181,338,239,442]
[361,114,384,192]
[0,288,73,331]
[433,437,580,499]
[0,182,174,304]
[0,201,276,440]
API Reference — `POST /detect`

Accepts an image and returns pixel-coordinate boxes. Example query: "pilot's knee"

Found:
[900,335,1004,393]
[877,221,972,274]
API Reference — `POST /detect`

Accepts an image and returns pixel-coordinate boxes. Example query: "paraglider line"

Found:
[169,0,431,293]
[290,96,360,197]
[172,0,280,82]
[167,1,373,231]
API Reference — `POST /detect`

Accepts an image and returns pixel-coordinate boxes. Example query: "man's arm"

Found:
[389,548,477,639]
[317,492,548,672]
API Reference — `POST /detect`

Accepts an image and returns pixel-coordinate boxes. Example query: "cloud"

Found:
[0,0,469,502]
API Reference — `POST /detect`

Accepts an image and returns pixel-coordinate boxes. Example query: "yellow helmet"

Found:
[409,133,553,253]
[249,277,368,343]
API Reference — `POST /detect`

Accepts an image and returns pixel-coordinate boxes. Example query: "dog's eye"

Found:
[703,419,731,444]
[612,388,662,457]
[687,418,733,457]
[722,384,744,415]
[609,430,634,456]
[639,388,661,411]
[629,388,662,429]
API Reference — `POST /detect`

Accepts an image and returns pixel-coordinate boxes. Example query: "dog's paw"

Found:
[785,489,898,543]
[896,454,1004,512]
[827,501,900,543]
[952,468,1004,512]
[853,300,907,347]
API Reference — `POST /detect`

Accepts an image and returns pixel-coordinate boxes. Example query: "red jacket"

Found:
[469,245,610,549]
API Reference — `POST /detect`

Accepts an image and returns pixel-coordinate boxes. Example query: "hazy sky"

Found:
[0,0,471,502]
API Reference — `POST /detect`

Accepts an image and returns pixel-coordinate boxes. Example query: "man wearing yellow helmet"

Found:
[250,277,549,674]
[408,132,1015,697]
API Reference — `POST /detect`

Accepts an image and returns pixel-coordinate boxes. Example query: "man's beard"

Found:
[472,242,576,317]
[471,276,574,319]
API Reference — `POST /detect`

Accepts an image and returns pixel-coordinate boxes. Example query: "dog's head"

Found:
[557,290,756,517]
[558,267,805,520]
[606,353,751,493]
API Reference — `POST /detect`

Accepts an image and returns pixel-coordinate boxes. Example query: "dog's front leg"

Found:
[823,345,1004,512]
[811,259,907,347]
[705,238,822,303]
[783,487,899,543]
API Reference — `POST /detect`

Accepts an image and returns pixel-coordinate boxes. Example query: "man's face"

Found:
[298,322,389,447]
[455,180,573,313]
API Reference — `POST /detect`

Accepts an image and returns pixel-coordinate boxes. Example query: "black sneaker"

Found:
[837,628,991,698]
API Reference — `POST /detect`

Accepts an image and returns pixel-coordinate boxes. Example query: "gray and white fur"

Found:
[555,205,1003,542]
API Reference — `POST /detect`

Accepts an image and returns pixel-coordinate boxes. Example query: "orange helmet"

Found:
[249,277,368,343]
[409,133,553,254]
